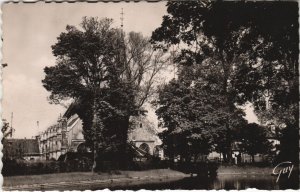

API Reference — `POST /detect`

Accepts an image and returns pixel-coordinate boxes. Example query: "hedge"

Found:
[2,158,93,176]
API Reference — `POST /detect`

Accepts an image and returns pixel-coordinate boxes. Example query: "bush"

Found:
[2,156,170,176]
[123,158,170,171]
[2,158,93,176]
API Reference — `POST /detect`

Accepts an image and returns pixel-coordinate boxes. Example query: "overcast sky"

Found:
[2,2,258,139]
[2,2,168,138]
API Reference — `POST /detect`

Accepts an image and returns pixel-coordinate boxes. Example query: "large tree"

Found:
[151,1,248,163]
[225,2,299,163]
[155,60,246,162]
[43,17,167,170]
[43,17,126,171]
[151,1,298,163]
[155,79,215,161]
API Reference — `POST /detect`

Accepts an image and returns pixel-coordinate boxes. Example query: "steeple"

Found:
[119,8,127,81]
[120,8,124,29]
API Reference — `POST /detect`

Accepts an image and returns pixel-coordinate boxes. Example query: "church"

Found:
[37,104,163,160]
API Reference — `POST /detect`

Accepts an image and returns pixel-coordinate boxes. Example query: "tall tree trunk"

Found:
[92,97,98,172]
[227,150,232,164]
[251,154,255,163]
[225,125,232,164]
[117,116,130,169]
[169,136,175,168]
[222,152,227,163]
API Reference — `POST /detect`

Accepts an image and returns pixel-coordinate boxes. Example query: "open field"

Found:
[3,169,189,190]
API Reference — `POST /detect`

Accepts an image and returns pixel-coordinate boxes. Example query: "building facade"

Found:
[37,113,86,160]
[128,114,163,158]
[37,108,162,160]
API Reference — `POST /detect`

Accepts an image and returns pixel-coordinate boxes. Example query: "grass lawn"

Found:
[3,169,187,187]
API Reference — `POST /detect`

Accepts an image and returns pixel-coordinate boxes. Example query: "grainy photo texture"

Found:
[1,1,299,190]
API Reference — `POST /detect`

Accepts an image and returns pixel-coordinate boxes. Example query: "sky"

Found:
[1,2,258,139]
[1,2,168,138]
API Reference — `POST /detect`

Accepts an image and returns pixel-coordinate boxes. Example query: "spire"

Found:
[120,8,127,80]
[120,8,125,41]
[120,8,124,29]
[37,121,39,134]
[10,112,13,138]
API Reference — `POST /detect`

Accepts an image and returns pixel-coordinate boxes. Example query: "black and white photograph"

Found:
[1,0,299,190]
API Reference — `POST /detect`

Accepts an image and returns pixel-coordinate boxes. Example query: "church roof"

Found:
[63,102,77,119]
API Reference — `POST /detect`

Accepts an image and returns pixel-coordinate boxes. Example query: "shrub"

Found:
[2,159,93,176]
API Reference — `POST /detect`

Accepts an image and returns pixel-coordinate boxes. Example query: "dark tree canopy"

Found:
[43,17,123,102]
[42,17,130,158]
[151,1,298,163]
[238,123,272,162]
[43,17,168,169]
[152,1,298,123]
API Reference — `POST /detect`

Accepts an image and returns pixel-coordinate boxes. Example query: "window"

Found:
[140,123,142,128]
[139,143,150,154]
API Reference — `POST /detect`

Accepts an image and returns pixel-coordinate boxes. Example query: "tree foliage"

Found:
[238,123,272,162]
[2,119,12,142]
[42,18,128,168]
[155,65,246,161]
[152,0,298,114]
[152,1,248,162]
[151,1,298,163]
[276,124,299,164]
[43,17,167,168]
[43,17,121,102]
